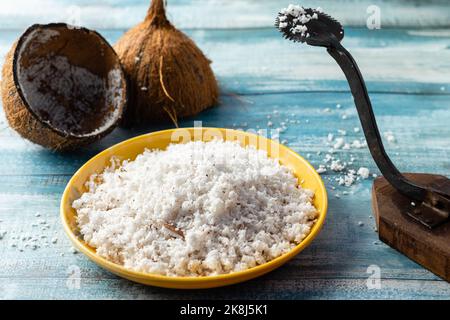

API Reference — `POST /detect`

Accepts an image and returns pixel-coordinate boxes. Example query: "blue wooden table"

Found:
[0,0,449,299]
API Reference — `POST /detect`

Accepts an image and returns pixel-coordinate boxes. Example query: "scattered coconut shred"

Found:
[73,140,318,277]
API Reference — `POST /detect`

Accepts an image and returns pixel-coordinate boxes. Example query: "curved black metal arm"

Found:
[326,42,427,202]
[275,8,449,228]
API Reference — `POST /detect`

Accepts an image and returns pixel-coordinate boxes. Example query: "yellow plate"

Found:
[60,128,328,289]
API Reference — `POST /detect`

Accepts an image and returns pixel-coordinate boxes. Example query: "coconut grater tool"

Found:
[276,6,450,282]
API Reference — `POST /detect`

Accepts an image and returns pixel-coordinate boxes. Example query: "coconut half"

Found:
[1,23,127,151]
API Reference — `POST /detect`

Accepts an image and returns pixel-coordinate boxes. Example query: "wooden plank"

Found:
[1,277,450,300]
[0,0,449,30]
[1,28,450,95]
[1,191,449,300]
[0,91,449,176]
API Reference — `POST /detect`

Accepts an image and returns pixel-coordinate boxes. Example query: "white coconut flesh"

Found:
[15,25,125,138]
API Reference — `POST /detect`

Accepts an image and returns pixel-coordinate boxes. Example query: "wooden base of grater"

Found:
[372,173,450,282]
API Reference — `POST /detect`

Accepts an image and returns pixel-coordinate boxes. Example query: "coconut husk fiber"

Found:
[114,0,219,127]
[1,23,127,151]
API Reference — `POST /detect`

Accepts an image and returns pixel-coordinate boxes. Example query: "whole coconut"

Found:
[114,0,219,126]
[1,23,127,151]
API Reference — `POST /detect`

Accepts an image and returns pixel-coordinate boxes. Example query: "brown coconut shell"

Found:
[1,23,127,151]
[114,0,219,127]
